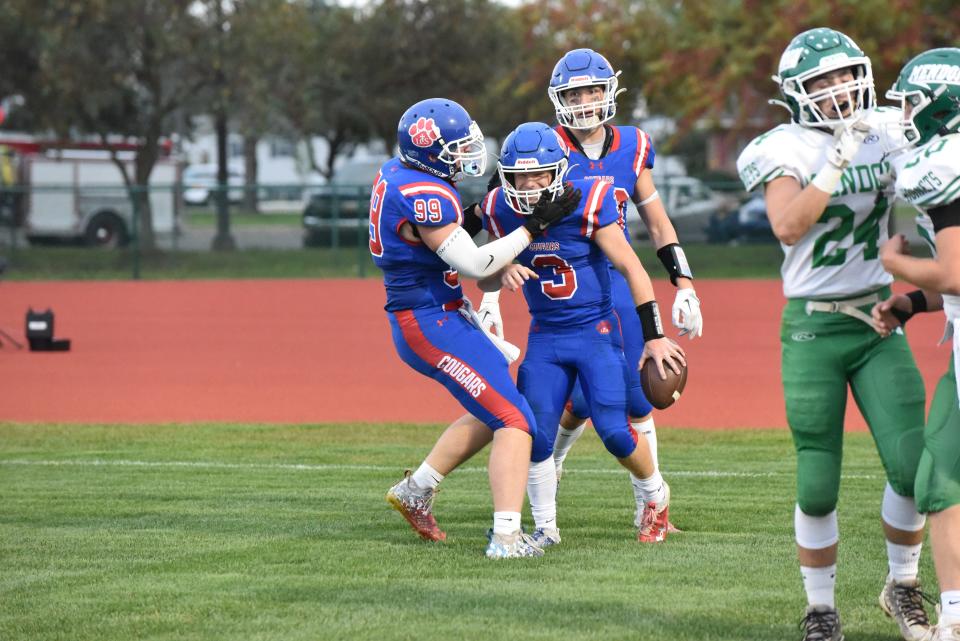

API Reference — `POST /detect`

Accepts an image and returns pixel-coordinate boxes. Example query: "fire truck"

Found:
[0,135,180,248]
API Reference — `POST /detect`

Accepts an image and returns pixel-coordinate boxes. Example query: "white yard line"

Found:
[0,458,883,480]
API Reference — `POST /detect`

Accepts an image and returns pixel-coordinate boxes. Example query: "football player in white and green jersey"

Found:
[736,28,930,641]
[871,48,960,641]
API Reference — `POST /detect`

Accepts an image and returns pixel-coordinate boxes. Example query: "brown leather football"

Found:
[640,357,688,410]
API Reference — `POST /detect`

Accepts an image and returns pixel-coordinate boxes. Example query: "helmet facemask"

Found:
[498,158,569,215]
[886,84,960,148]
[438,121,487,182]
[780,61,875,129]
[549,75,621,129]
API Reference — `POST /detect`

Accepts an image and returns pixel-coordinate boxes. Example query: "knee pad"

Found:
[596,421,639,459]
[795,505,838,549]
[796,450,841,516]
[881,483,926,531]
[530,425,554,463]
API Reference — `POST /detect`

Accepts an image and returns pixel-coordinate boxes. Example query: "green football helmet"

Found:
[886,47,960,147]
[772,27,874,129]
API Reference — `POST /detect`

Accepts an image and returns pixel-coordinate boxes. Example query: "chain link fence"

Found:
[0,177,764,280]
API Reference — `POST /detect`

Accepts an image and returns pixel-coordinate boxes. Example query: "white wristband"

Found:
[811,163,844,195]
[481,290,501,304]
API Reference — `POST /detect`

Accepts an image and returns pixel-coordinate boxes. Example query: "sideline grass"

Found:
[0,423,937,641]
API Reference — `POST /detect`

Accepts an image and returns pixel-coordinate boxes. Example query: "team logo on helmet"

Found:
[409,117,442,148]
[907,64,960,87]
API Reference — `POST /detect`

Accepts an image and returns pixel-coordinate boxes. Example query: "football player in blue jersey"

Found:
[377,99,581,559]
[477,122,686,544]
[479,48,702,534]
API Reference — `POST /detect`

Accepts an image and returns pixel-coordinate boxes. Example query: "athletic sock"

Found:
[492,511,522,537]
[553,420,586,467]
[631,470,666,506]
[801,564,837,609]
[631,417,658,468]
[941,590,960,625]
[886,541,922,583]
[527,459,558,530]
[411,462,444,490]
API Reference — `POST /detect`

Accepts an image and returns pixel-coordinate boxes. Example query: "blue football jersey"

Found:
[369,157,465,311]
[556,125,655,244]
[481,178,621,327]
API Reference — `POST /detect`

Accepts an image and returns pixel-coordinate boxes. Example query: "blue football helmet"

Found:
[397,98,486,181]
[498,122,570,215]
[548,48,624,129]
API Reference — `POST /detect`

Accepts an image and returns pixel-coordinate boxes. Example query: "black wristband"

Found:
[656,243,694,286]
[890,290,927,326]
[907,289,928,314]
[636,301,665,341]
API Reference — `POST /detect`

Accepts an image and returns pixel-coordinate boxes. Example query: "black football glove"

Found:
[523,185,582,236]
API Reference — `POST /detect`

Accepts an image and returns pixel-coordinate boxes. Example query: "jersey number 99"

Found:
[414,198,443,224]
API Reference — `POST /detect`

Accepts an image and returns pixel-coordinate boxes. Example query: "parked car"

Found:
[706,194,776,244]
[629,176,738,242]
[302,157,389,248]
[182,163,245,206]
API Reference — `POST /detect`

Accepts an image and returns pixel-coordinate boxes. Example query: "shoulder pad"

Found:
[736,125,801,192]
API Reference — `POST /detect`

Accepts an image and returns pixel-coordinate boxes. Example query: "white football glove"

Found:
[825,117,870,169]
[477,291,504,338]
[672,287,703,339]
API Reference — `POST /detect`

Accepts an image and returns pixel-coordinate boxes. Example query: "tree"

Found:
[17,0,212,249]
[356,0,524,146]
[635,0,960,136]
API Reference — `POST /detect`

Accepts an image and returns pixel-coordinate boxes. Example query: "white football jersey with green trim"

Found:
[736,108,902,299]
[898,133,960,324]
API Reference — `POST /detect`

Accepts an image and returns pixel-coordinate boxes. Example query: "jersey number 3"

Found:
[532,254,578,300]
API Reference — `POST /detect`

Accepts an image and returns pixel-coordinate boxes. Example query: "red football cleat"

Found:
[636,482,670,543]
[386,472,446,542]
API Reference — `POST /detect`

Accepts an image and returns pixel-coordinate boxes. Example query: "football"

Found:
[640,356,688,410]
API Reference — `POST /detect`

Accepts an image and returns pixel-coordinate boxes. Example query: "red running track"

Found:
[0,279,949,429]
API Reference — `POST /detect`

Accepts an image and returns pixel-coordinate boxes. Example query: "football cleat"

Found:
[799,605,844,641]
[485,530,544,559]
[530,527,561,548]
[636,482,670,543]
[386,471,446,542]
[879,578,934,641]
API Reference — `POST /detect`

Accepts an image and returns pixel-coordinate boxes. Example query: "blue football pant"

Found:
[519,313,638,462]
[389,307,536,435]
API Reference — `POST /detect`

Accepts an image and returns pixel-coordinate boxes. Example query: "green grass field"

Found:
[0,423,937,640]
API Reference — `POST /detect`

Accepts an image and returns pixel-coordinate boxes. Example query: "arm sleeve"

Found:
[436,225,530,279]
